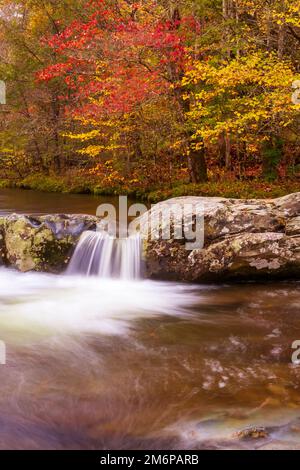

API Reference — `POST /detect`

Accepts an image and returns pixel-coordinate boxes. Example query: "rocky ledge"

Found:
[0,214,98,273]
[141,192,300,282]
[0,192,299,281]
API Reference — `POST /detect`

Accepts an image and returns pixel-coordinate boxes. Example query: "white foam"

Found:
[0,268,198,341]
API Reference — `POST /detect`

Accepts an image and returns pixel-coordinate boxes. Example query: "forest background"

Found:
[0,0,299,202]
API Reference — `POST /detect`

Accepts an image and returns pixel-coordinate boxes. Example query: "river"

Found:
[0,189,299,450]
[0,188,124,215]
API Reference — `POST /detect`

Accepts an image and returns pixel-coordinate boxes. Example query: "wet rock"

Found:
[0,217,6,266]
[233,426,269,440]
[141,192,300,282]
[2,213,98,273]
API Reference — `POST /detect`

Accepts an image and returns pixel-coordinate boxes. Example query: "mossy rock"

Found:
[3,214,98,273]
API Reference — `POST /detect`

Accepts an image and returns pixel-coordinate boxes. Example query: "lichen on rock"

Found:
[2,213,98,273]
[141,192,300,282]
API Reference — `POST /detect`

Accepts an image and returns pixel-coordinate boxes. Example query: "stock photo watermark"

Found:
[0,80,6,105]
[292,80,300,105]
[96,196,205,250]
[1,79,299,106]
[291,340,300,365]
[0,341,6,365]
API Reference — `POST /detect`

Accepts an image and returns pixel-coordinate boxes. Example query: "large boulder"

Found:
[141,192,300,281]
[0,214,98,273]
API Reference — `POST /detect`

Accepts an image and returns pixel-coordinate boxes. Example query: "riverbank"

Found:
[0,174,299,203]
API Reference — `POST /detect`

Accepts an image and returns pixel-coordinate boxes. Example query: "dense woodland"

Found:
[0,0,299,200]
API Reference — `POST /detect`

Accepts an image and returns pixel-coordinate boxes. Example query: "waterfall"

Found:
[67,231,142,280]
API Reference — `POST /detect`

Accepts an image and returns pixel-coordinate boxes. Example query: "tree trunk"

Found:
[278,23,285,58]
[19,89,47,172]
[187,146,208,183]
[50,92,62,172]
[169,6,208,183]
[222,0,236,57]
[225,132,231,170]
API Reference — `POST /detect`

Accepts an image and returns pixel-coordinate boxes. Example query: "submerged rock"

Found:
[141,192,300,282]
[233,426,269,440]
[1,214,98,273]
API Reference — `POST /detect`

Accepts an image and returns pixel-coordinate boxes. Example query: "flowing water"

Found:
[0,189,300,450]
[67,231,142,279]
[0,270,300,450]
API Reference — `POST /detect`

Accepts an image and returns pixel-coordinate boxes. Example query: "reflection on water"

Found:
[0,188,128,215]
[0,268,299,449]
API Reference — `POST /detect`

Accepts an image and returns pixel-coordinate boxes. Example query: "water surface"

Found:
[0,269,299,450]
[0,188,299,450]
[0,188,124,215]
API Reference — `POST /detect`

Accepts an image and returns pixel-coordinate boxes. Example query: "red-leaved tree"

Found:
[38,0,207,182]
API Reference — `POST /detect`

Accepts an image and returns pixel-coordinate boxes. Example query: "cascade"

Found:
[67,231,141,280]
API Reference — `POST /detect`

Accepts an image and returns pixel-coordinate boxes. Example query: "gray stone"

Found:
[1,213,98,273]
[141,192,300,282]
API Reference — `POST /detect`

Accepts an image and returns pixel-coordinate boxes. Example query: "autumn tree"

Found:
[38,0,209,182]
[0,0,84,174]
[183,0,300,179]
[0,0,299,185]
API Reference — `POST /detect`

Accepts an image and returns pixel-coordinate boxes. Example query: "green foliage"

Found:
[262,138,284,181]
[17,174,93,194]
[8,172,299,203]
[146,181,300,203]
